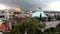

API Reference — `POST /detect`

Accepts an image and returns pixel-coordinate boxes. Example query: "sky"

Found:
[0,0,60,11]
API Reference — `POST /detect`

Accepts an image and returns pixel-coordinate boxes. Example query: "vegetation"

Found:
[44,23,60,34]
[56,15,60,20]
[10,17,60,34]
[10,18,46,34]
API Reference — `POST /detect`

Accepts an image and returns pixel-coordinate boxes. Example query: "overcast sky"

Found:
[0,0,60,11]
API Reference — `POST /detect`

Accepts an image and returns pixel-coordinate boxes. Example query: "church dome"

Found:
[14,7,21,12]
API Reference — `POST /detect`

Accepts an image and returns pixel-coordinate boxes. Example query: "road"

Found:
[44,21,60,29]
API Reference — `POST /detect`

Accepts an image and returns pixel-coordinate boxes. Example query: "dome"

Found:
[14,7,21,12]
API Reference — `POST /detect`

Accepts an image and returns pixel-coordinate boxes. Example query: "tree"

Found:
[44,27,58,34]
[10,18,46,34]
[42,23,60,34]
[56,15,60,20]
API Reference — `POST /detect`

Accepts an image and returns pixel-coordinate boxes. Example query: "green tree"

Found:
[43,23,60,34]
[44,27,57,34]
[10,18,46,34]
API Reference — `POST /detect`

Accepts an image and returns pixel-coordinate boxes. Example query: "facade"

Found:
[44,11,60,16]
[32,10,47,18]
[0,10,10,20]
[26,8,47,18]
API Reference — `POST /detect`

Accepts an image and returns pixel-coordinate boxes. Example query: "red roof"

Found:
[0,23,8,32]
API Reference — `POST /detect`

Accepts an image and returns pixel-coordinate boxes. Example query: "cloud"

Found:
[0,0,60,11]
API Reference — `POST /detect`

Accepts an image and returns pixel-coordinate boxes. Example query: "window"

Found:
[0,15,5,18]
[14,12,21,14]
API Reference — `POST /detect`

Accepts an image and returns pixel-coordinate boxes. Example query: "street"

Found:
[44,21,60,29]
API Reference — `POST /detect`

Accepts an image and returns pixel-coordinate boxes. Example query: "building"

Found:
[27,8,47,18]
[32,10,47,18]
[44,11,60,16]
